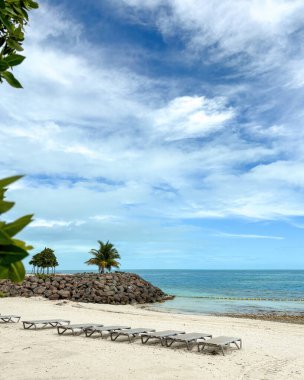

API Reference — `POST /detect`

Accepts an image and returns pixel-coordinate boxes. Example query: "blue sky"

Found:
[1,0,304,269]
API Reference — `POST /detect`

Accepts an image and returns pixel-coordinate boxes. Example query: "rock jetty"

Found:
[0,272,172,305]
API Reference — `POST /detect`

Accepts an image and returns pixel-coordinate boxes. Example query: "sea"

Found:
[54,270,304,316]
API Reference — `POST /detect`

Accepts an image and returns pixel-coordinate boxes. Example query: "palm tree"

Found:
[85,240,121,273]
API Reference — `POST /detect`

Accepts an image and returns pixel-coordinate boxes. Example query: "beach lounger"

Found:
[57,323,103,336]
[110,328,156,343]
[165,332,213,350]
[23,319,70,329]
[141,330,186,346]
[198,336,242,356]
[0,315,21,323]
[85,325,131,338]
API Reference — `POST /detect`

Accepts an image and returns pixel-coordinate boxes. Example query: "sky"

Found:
[1,0,304,270]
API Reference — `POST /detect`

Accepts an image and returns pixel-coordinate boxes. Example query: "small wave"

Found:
[174,295,304,302]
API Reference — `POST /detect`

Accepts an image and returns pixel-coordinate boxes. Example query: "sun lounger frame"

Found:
[165,332,213,350]
[0,315,21,323]
[110,328,156,343]
[85,325,131,338]
[198,336,242,356]
[23,319,70,329]
[141,330,186,346]
[57,323,104,336]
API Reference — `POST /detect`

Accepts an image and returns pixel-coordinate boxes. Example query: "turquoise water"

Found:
[54,270,304,315]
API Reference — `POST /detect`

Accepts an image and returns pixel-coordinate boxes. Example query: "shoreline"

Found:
[140,304,304,325]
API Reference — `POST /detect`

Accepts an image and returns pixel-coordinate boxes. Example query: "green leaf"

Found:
[4,7,20,18]
[8,260,26,282]
[0,189,5,200]
[0,175,23,188]
[12,238,33,251]
[1,71,23,88]
[0,253,28,266]
[7,39,24,52]
[27,1,39,10]
[0,0,5,10]
[11,4,26,20]
[0,61,9,72]
[0,200,15,214]
[0,14,12,32]
[0,246,28,265]
[20,7,29,21]
[0,244,29,255]
[3,214,33,237]
[0,265,9,280]
[3,54,25,67]
[0,229,13,244]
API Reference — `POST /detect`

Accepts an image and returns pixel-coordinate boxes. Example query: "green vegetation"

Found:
[29,247,58,274]
[0,0,39,88]
[0,3,39,282]
[35,273,52,280]
[0,175,33,282]
[85,240,121,273]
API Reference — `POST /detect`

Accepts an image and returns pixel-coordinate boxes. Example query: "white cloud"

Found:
[152,96,234,140]
[30,219,85,228]
[214,232,284,240]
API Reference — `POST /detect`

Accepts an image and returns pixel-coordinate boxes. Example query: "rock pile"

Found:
[0,272,172,305]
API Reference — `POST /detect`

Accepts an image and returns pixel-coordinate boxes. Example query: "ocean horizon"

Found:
[27,269,304,316]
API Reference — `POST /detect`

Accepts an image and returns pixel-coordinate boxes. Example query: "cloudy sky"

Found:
[1,0,304,270]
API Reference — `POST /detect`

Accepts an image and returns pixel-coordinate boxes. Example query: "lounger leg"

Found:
[111,332,120,341]
[85,330,94,337]
[234,341,240,349]
[23,322,34,329]
[57,327,66,335]
[199,343,206,353]
[166,339,174,347]
[220,345,225,356]
[141,336,150,344]
[187,341,196,351]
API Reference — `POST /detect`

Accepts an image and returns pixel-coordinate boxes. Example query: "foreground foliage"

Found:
[0,175,33,282]
[0,0,39,88]
[85,240,121,273]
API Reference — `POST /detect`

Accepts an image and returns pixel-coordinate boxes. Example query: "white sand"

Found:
[0,297,303,380]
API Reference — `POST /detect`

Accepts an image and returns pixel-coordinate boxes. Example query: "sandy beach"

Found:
[0,297,303,380]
